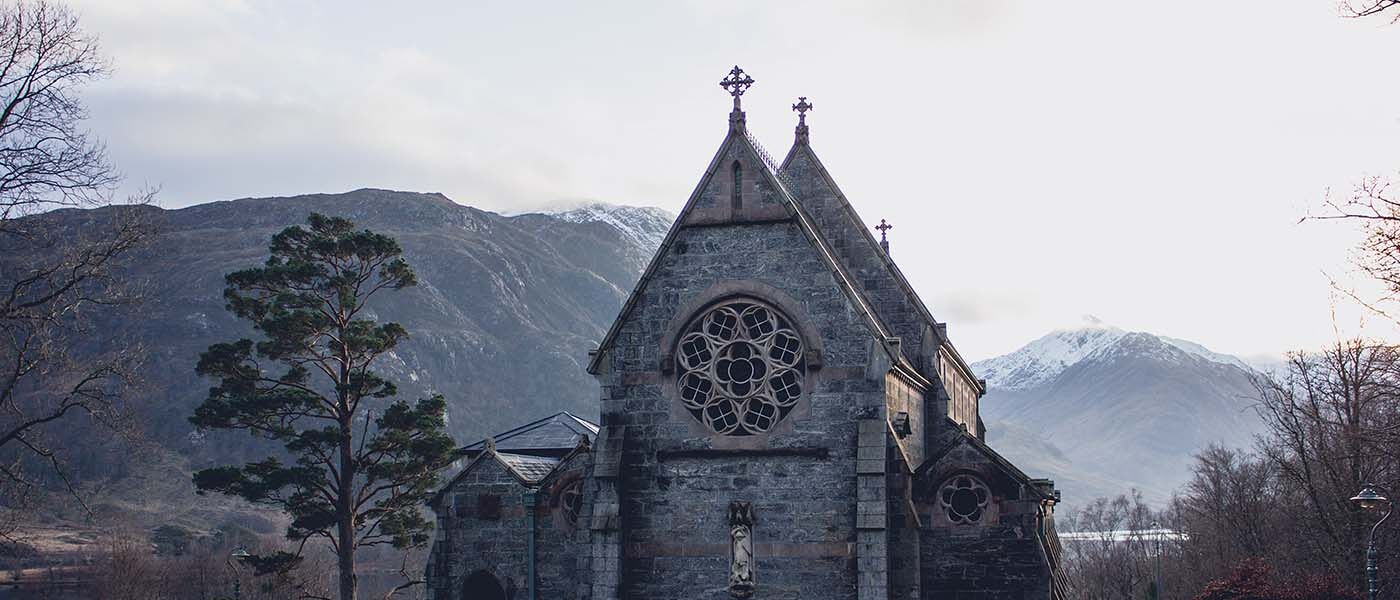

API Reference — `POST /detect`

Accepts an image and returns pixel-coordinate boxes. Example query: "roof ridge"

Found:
[778,139,984,392]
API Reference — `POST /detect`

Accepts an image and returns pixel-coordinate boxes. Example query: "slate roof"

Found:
[496,453,561,484]
[460,411,598,457]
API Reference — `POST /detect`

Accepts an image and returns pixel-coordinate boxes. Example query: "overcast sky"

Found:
[68,0,1400,362]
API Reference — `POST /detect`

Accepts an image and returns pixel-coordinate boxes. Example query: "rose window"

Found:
[676,299,805,436]
[939,475,990,525]
[558,479,583,527]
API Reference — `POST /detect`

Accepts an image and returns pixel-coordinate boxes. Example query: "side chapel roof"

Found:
[459,411,598,457]
[431,413,596,505]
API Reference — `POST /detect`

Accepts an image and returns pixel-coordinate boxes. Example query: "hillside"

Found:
[21,189,672,527]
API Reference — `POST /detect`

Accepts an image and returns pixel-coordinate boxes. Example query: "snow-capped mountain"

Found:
[535,202,672,250]
[976,319,1254,391]
[975,323,1266,507]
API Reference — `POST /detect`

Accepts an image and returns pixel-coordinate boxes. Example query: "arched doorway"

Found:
[462,570,506,600]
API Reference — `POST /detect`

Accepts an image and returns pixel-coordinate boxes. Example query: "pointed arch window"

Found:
[731,161,743,210]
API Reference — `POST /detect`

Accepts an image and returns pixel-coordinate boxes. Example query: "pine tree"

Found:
[190,213,456,600]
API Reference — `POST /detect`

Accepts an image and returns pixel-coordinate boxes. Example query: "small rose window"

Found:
[557,479,583,527]
[676,299,805,436]
[939,475,991,525]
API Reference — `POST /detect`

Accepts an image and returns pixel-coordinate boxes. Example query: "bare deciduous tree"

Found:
[0,0,154,533]
[1253,340,1400,589]
[1059,490,1162,600]
[1340,0,1400,22]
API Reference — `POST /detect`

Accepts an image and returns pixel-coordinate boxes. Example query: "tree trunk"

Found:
[339,418,357,600]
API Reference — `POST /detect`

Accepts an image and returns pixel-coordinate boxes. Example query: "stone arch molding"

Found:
[659,280,825,370]
[660,282,824,437]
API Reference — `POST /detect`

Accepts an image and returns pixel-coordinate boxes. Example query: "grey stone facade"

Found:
[426,89,1065,600]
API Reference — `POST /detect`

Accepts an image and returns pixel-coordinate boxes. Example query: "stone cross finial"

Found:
[876,219,892,255]
[792,96,813,143]
[720,66,755,111]
[792,97,813,126]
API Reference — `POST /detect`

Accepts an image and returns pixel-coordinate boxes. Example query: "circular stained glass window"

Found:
[675,299,806,436]
[939,475,990,525]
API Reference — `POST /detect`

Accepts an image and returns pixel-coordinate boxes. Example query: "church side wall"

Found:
[536,452,592,600]
[600,214,888,600]
[917,444,1053,600]
[884,372,925,468]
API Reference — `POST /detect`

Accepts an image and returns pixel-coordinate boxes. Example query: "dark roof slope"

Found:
[460,411,598,457]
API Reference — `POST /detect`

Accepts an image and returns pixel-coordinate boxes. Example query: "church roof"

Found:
[495,453,561,484]
[431,414,595,505]
[778,119,983,393]
[460,411,598,457]
[585,85,909,377]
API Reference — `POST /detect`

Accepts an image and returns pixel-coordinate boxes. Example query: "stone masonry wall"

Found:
[428,457,530,600]
[536,451,591,600]
[596,138,891,600]
[917,443,1053,600]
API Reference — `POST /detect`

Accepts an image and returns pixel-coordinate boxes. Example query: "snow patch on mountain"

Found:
[974,322,1256,391]
[973,323,1126,391]
[544,202,672,249]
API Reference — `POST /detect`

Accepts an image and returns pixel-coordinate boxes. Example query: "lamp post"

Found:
[227,548,251,600]
[1351,484,1393,600]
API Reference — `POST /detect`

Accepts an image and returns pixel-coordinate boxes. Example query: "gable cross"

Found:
[720,66,755,111]
[792,96,813,127]
[876,219,893,255]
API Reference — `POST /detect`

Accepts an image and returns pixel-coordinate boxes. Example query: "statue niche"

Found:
[729,501,755,598]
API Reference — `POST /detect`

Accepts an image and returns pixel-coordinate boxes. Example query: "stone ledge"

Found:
[655,447,830,460]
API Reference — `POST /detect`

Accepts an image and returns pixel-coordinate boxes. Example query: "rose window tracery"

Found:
[939,475,991,525]
[676,299,806,436]
[557,479,583,528]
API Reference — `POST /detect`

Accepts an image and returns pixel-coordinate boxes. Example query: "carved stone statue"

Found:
[728,501,755,598]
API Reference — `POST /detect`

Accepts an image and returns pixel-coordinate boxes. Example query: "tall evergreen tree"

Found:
[190,213,455,600]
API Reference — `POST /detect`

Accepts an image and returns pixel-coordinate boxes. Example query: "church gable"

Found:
[586,88,899,378]
[913,433,1063,599]
[678,134,791,227]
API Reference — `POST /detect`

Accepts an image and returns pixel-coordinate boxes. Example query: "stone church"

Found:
[425,67,1067,600]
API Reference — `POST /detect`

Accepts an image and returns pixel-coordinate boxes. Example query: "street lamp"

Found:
[228,548,251,600]
[1350,484,1393,600]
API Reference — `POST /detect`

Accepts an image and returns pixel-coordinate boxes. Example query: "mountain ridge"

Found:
[975,324,1265,506]
[21,189,674,529]
[975,322,1257,392]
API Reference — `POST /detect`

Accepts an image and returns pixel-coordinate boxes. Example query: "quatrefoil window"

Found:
[939,475,991,525]
[676,299,805,436]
